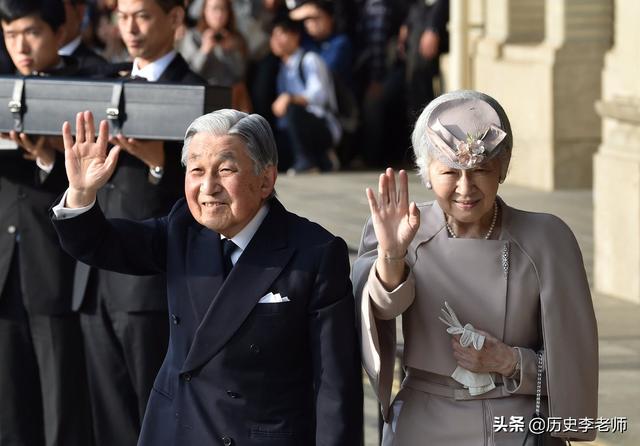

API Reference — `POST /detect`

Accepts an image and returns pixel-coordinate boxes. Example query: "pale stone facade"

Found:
[446,0,638,302]
[593,0,640,303]
[452,0,613,190]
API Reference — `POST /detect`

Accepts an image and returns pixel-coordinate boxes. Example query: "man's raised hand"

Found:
[62,110,120,208]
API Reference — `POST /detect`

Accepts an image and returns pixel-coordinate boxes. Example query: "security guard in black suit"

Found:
[59,0,107,69]
[0,0,94,445]
[69,1,206,445]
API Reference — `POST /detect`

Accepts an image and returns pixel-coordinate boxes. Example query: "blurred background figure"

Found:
[177,0,251,110]
[352,0,411,168]
[83,0,130,63]
[0,32,15,73]
[397,0,448,120]
[236,0,288,126]
[270,15,340,174]
[0,0,93,445]
[288,0,357,167]
[289,0,352,85]
[58,0,107,69]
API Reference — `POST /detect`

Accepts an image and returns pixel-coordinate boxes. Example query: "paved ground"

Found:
[276,171,639,446]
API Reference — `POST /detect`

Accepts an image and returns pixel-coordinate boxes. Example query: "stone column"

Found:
[594,0,640,303]
[449,0,470,90]
[473,0,612,190]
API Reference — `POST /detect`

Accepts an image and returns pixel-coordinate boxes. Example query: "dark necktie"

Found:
[129,75,148,82]
[220,238,237,279]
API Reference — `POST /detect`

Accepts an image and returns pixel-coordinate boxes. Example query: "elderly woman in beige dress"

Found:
[352,90,598,445]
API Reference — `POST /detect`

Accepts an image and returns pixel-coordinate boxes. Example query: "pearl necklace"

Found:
[446,202,498,240]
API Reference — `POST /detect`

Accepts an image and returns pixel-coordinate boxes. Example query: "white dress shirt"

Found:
[131,50,177,81]
[220,203,269,265]
[58,36,82,56]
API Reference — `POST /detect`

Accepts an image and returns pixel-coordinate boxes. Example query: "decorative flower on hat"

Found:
[426,118,507,170]
[455,133,487,168]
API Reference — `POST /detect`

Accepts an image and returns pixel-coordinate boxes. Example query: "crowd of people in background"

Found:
[1,0,449,172]
[0,1,448,445]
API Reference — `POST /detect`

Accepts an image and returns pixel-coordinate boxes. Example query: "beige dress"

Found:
[352,198,598,445]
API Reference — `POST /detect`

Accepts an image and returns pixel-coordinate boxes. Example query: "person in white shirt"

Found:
[270,15,340,174]
[58,0,107,69]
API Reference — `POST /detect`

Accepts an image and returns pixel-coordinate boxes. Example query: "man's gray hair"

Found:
[411,90,513,183]
[181,109,278,174]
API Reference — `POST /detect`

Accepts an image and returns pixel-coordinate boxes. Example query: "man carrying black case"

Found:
[69,1,206,446]
[58,0,107,70]
[0,0,93,445]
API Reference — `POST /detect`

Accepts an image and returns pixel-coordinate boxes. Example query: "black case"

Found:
[0,76,231,141]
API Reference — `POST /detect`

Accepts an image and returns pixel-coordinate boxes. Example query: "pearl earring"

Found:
[426,180,432,190]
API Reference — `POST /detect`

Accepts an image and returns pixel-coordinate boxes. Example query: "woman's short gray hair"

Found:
[411,90,513,183]
[181,109,278,174]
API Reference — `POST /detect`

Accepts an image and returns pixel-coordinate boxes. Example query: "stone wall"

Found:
[594,0,640,303]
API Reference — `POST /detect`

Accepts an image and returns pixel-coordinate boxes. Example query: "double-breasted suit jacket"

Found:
[72,53,205,312]
[53,197,363,446]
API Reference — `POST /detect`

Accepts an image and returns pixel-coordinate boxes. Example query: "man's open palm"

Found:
[62,110,120,196]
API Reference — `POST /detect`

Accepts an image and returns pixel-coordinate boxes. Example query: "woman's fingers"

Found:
[387,167,397,205]
[398,169,409,206]
[366,187,379,216]
[378,172,388,206]
[409,201,420,229]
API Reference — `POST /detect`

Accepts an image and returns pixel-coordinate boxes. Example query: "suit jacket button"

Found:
[171,314,180,325]
[182,373,192,382]
[249,344,260,354]
[226,390,239,398]
[221,436,233,446]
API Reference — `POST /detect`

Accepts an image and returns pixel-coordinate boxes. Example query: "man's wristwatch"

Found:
[148,165,164,185]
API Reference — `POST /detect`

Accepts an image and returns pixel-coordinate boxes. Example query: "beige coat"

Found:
[352,198,598,444]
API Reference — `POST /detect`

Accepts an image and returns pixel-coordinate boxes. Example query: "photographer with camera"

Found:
[178,0,248,103]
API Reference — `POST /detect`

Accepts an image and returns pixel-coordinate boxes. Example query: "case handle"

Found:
[106,81,125,135]
[8,78,25,132]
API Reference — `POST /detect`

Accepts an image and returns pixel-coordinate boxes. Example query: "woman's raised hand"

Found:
[366,169,420,290]
[367,168,420,258]
[62,111,120,208]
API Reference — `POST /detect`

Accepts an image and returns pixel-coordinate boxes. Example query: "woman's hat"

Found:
[412,90,513,179]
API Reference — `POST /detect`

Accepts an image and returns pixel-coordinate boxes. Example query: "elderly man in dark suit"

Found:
[51,108,363,446]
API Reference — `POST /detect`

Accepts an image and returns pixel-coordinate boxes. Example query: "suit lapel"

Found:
[181,200,295,373]
[411,200,446,255]
[185,225,225,321]
[158,54,189,82]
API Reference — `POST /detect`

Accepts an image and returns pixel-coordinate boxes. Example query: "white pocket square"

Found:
[258,292,290,304]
